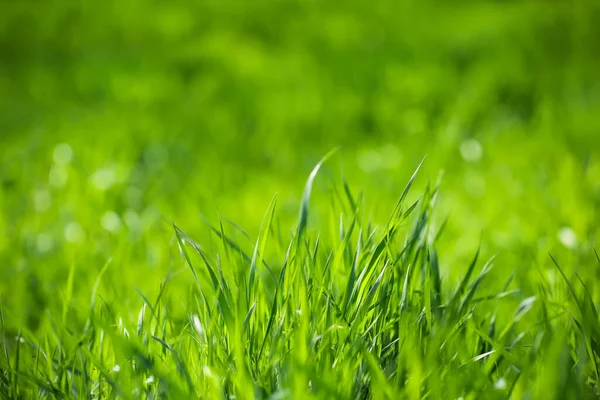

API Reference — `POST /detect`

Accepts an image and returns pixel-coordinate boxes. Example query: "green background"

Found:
[1,0,599,336]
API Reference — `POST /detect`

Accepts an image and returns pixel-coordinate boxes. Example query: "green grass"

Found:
[1,156,600,399]
[1,0,600,398]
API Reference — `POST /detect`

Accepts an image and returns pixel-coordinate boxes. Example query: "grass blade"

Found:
[298,147,340,241]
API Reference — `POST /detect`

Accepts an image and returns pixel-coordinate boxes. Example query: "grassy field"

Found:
[1,1,600,398]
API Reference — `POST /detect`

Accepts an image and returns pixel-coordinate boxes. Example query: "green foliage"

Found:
[1,0,600,398]
[0,159,598,398]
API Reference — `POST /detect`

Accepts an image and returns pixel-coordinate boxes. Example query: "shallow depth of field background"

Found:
[1,1,599,333]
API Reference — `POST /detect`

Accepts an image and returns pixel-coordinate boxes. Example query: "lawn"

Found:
[1,1,600,398]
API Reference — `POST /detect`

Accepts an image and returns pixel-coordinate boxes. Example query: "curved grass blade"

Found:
[249,195,278,306]
[298,147,340,241]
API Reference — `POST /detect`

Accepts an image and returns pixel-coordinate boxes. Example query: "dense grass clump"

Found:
[1,158,599,399]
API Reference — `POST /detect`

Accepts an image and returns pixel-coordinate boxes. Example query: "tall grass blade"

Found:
[298,147,340,241]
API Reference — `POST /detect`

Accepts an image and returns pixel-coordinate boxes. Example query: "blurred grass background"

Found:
[1,0,599,331]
